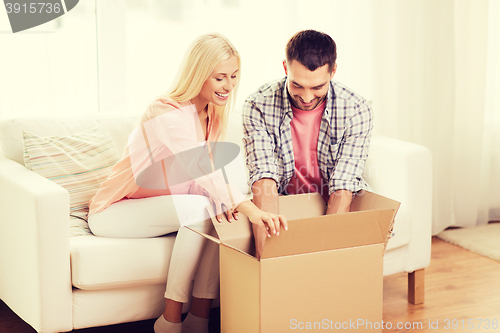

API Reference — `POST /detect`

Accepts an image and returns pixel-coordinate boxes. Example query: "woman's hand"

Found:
[207,194,238,223]
[247,209,288,237]
[236,201,288,237]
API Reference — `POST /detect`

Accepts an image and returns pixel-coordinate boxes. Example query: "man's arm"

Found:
[251,178,279,259]
[242,99,280,187]
[326,189,352,215]
[327,99,373,212]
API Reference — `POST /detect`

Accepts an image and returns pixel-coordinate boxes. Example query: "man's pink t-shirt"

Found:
[285,99,330,203]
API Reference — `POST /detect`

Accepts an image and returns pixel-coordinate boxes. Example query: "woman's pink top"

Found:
[88,98,245,216]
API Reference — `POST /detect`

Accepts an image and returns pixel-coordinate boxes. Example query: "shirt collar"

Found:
[283,78,294,121]
[324,80,335,117]
[283,77,335,119]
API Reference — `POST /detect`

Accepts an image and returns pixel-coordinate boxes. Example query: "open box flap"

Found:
[277,192,327,219]
[211,214,255,256]
[202,193,325,256]
[350,190,401,248]
[260,208,395,259]
[186,204,256,257]
[351,190,400,216]
[186,226,222,245]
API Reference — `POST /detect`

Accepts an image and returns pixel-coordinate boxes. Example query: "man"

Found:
[243,30,373,258]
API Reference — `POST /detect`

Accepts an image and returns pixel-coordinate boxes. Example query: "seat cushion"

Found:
[72,205,412,291]
[70,234,176,290]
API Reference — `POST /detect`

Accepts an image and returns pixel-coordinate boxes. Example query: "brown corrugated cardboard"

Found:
[189,190,400,333]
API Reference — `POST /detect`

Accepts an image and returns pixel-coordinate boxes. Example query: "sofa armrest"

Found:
[365,135,433,271]
[0,155,72,333]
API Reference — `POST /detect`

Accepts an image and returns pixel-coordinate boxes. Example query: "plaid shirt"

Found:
[242,77,373,196]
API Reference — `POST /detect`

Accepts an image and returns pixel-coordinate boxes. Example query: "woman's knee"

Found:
[173,195,212,228]
[87,212,109,237]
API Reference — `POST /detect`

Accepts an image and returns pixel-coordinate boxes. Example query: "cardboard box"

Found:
[190,191,400,332]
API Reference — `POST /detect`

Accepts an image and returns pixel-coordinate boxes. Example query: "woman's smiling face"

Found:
[197,56,239,107]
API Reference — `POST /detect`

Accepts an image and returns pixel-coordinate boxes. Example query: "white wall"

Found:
[0,0,374,119]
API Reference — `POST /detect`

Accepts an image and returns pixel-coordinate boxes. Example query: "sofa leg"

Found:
[408,269,425,305]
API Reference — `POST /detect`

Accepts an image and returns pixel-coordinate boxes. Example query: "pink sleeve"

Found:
[129,101,247,211]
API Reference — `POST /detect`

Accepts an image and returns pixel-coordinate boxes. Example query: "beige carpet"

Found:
[437,222,500,262]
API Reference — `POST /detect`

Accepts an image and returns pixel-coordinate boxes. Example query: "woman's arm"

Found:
[134,101,246,215]
[235,199,288,260]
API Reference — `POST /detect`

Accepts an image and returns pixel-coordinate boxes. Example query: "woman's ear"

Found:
[283,60,288,76]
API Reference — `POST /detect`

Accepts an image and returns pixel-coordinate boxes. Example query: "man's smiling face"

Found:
[284,59,336,111]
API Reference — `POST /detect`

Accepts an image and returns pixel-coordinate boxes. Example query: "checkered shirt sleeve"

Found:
[242,82,284,188]
[324,87,373,194]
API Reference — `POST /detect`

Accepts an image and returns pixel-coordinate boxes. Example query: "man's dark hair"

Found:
[286,30,336,72]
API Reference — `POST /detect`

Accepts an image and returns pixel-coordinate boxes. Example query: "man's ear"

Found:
[283,60,288,76]
[330,63,337,79]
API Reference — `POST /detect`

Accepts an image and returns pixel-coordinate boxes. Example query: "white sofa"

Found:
[0,115,432,333]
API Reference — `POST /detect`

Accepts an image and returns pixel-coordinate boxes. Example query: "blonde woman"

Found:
[88,33,287,333]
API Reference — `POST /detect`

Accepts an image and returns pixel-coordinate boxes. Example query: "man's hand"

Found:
[326,189,353,215]
[251,178,279,259]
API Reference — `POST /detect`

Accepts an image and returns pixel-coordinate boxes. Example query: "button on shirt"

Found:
[242,77,373,196]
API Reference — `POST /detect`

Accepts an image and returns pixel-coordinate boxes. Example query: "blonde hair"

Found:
[164,33,240,139]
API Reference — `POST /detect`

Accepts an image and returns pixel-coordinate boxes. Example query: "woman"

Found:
[88,33,287,333]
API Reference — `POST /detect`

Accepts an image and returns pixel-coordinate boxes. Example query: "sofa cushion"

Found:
[23,125,120,236]
[218,113,250,194]
[70,234,176,290]
[385,205,412,251]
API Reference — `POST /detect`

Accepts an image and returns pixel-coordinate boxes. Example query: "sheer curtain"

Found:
[485,0,500,224]
[370,0,500,234]
[94,0,375,117]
